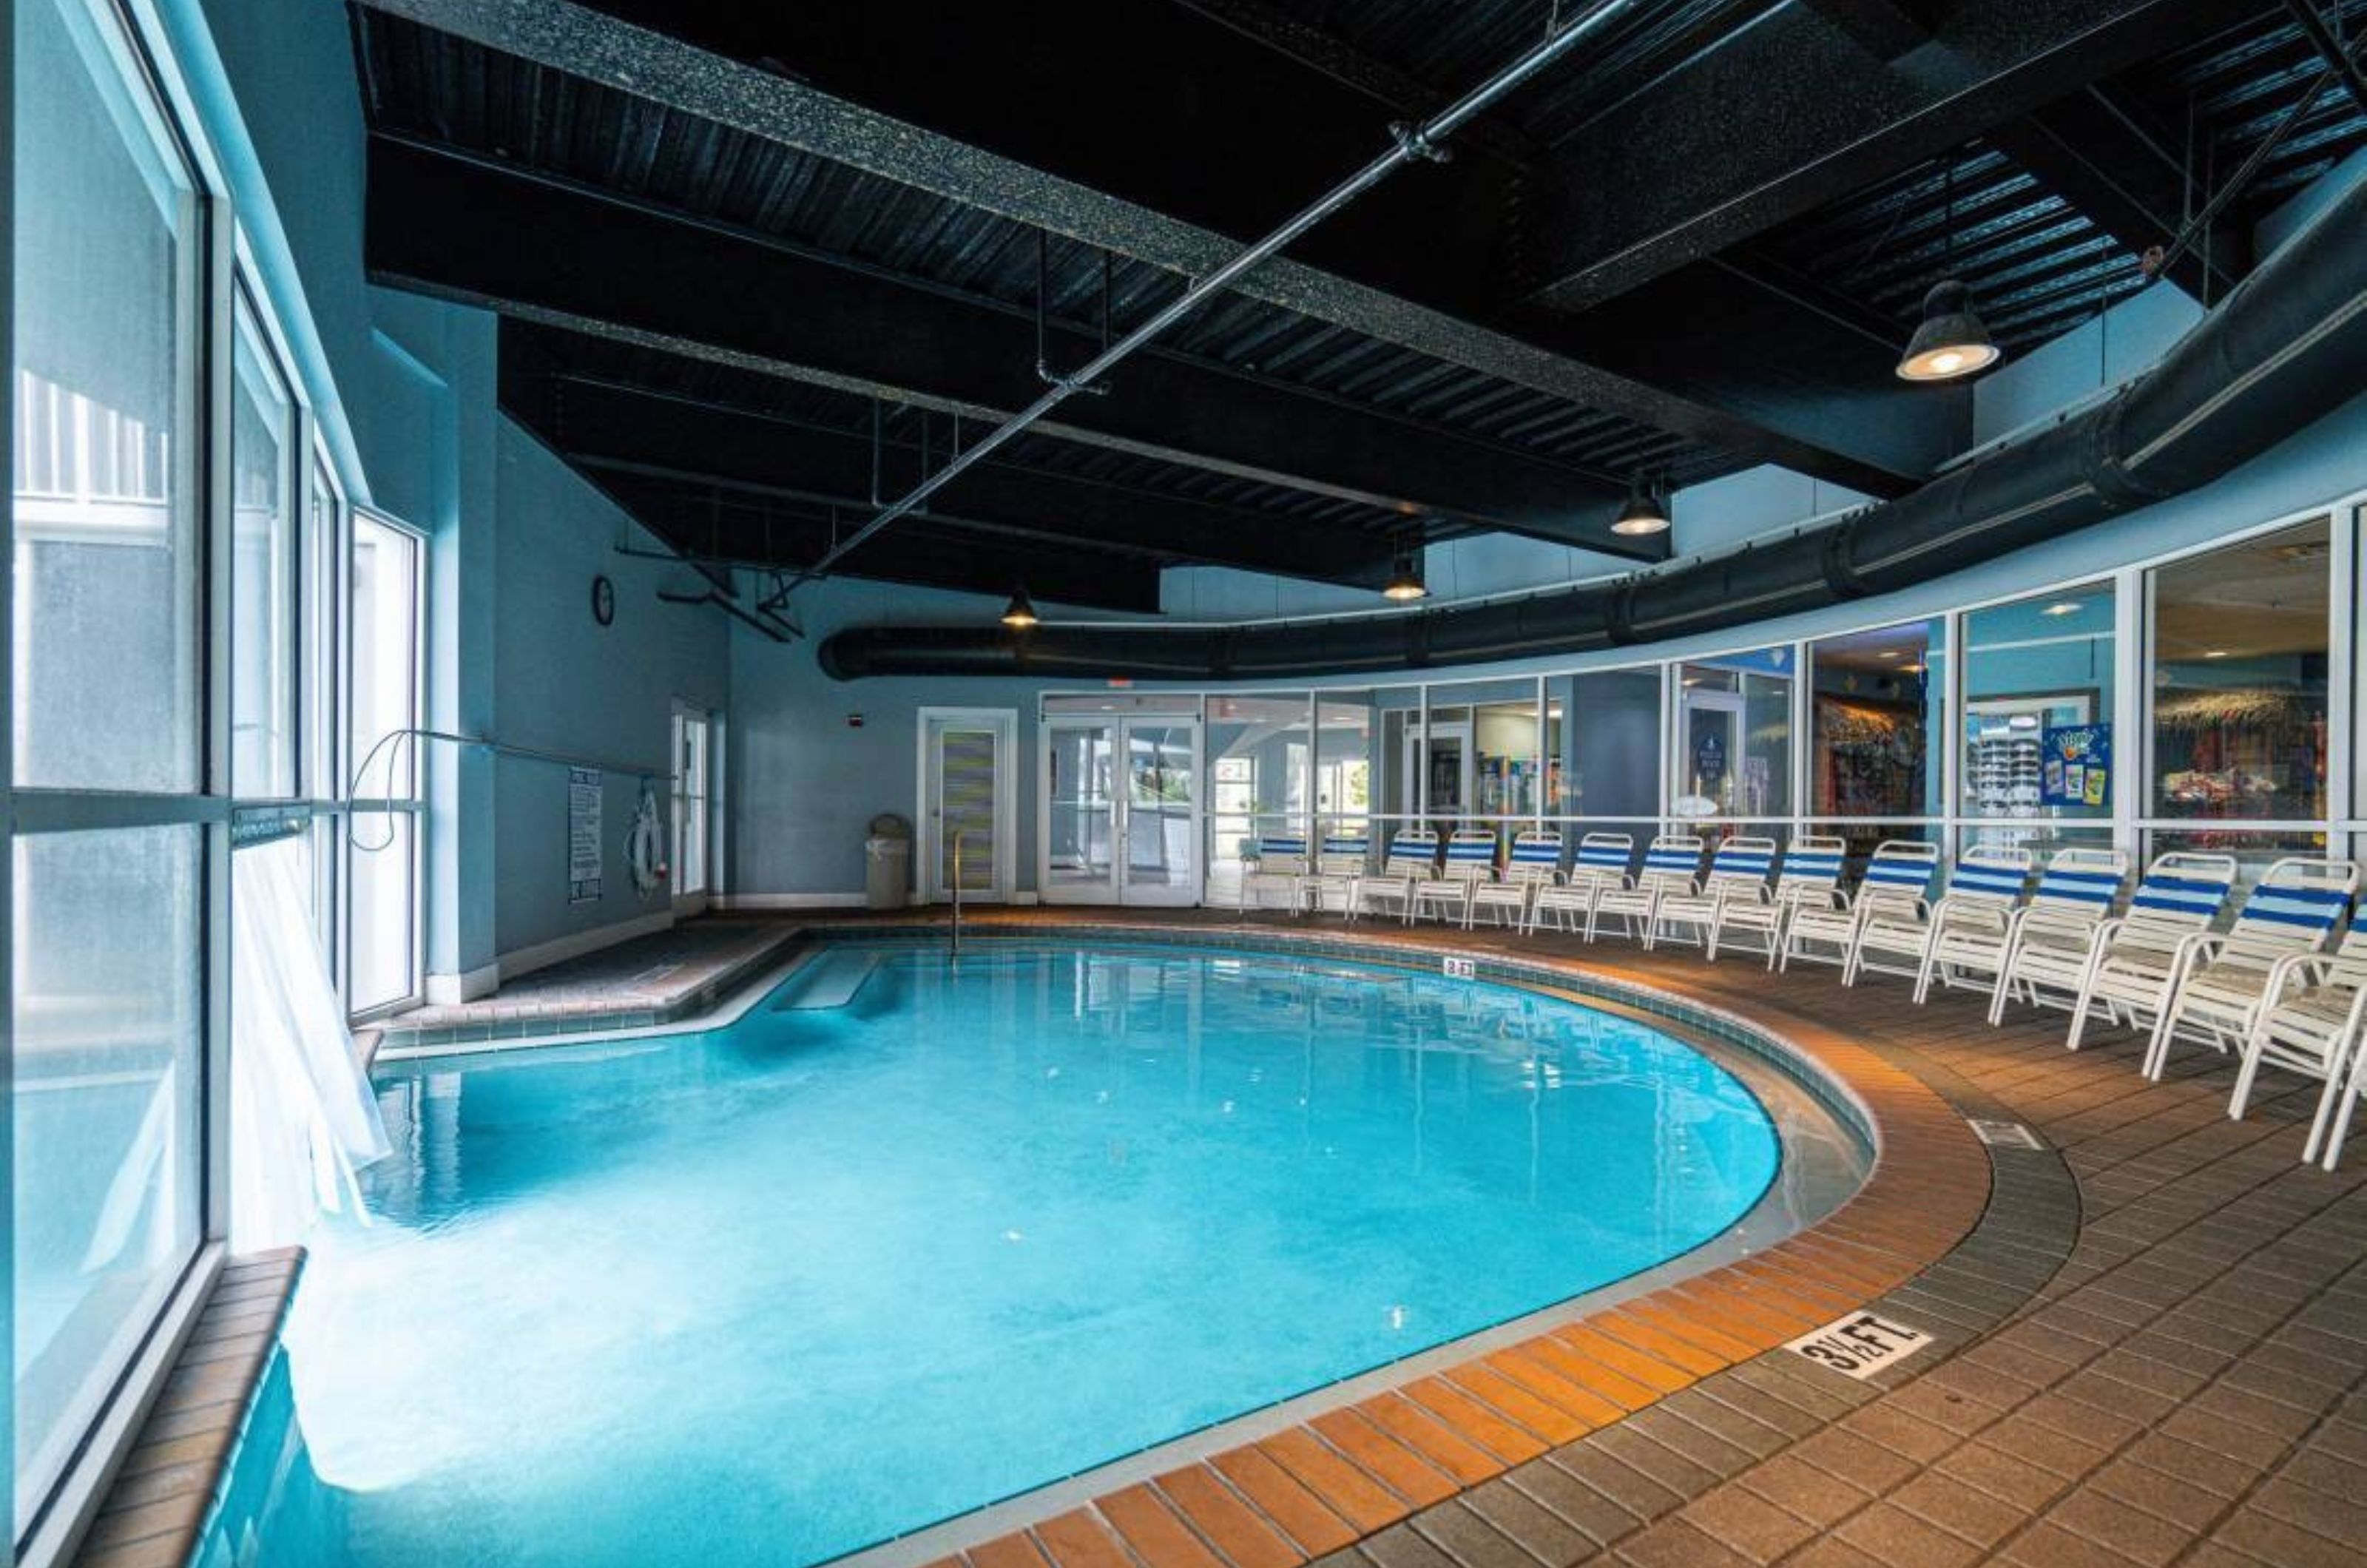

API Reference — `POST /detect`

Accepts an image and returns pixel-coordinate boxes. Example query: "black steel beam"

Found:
[1800,0,1943,61]
[1520,0,2260,311]
[351,0,1937,501]
[369,135,1669,560]
[500,359,1402,588]
[1990,87,2249,302]
[595,472,1167,615]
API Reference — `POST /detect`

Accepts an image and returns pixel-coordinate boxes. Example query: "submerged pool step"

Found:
[777,950,884,1011]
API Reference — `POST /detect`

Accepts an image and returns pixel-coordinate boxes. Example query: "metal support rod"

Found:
[950,832,964,954]
[788,0,1632,588]
[2286,0,2367,112]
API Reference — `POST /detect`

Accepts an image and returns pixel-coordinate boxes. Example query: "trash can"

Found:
[865,813,913,910]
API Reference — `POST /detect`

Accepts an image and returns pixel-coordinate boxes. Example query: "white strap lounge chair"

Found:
[1707,836,1847,967]
[2138,857,2360,1081]
[1297,833,1371,917]
[1469,831,1561,930]
[2064,854,2239,1052]
[1929,847,2130,1020]
[1779,839,1939,973]
[1870,845,2036,1000]
[1414,830,1500,924]
[2226,908,2367,1165]
[1653,837,1777,951]
[1587,834,1705,948]
[1527,834,1633,936]
[1238,834,1308,913]
[1353,830,1438,924]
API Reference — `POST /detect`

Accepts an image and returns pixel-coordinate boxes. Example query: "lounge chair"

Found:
[1238,834,1307,913]
[1414,830,1500,924]
[2064,854,2238,1052]
[1854,845,2034,998]
[1527,833,1633,936]
[1588,834,1706,948]
[1469,831,1561,930]
[2137,858,2360,1081]
[1779,839,1939,973]
[1353,829,1438,924]
[2225,909,2367,1166]
[1919,846,2130,1017]
[1706,836,1847,967]
[1297,832,1370,917]
[1653,836,1777,951]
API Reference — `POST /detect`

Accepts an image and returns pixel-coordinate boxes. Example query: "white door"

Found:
[921,710,1013,902]
[1043,719,1201,905]
[1676,688,1744,817]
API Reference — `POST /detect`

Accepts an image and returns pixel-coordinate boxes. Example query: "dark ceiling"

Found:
[347,0,2367,616]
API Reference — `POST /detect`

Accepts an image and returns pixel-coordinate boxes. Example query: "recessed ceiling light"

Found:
[2202,649,2229,659]
[2043,601,2084,617]
[1878,649,1902,660]
[1900,662,1926,674]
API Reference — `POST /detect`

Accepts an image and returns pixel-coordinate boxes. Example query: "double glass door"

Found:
[1044,720,1201,904]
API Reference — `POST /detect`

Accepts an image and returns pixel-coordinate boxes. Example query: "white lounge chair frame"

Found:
[1297,833,1371,917]
[1238,834,1308,913]
[1527,834,1633,936]
[1588,834,1704,948]
[1653,837,1776,951]
[1353,830,1438,924]
[1978,848,2131,1024]
[1414,830,1499,923]
[2226,910,2367,1166]
[2137,857,2359,1081]
[1707,836,1846,967]
[1779,839,1939,973]
[2063,853,2238,1052]
[1470,831,1561,930]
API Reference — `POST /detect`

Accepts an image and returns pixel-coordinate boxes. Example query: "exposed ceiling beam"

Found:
[499,353,1404,589]
[369,136,1668,559]
[350,0,1935,499]
[592,470,1169,615]
[1798,0,1944,61]
[1518,0,2260,311]
[1989,87,2249,301]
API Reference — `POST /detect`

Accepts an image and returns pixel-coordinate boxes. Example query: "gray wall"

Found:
[491,425,729,955]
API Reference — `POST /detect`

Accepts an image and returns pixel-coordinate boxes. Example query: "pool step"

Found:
[778,950,883,1010]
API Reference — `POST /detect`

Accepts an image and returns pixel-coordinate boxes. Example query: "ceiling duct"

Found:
[821,172,2367,682]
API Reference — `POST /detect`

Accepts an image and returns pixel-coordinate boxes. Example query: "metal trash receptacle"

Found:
[865,813,913,910]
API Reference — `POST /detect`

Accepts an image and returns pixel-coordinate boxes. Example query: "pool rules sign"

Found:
[1786,1311,1934,1379]
[568,767,604,903]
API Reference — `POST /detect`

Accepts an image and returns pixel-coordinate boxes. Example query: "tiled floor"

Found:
[790,908,2367,1568]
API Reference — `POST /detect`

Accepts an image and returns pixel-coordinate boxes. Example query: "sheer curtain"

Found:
[231,835,390,1247]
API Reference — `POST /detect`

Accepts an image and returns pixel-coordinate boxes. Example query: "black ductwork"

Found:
[820,174,2367,682]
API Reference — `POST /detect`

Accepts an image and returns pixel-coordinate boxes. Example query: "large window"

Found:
[1674,649,1792,822]
[12,0,201,794]
[230,301,297,796]
[12,0,213,1535]
[347,514,423,1016]
[1314,694,1374,845]
[1556,669,1660,824]
[1206,693,1308,893]
[1962,584,2116,854]
[672,706,713,897]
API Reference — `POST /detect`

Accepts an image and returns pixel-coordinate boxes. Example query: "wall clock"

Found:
[591,574,616,627]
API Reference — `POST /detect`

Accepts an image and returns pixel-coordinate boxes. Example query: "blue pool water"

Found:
[253,944,1782,1568]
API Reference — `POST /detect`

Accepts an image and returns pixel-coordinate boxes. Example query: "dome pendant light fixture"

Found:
[1610,473,1669,536]
[999,586,1040,629]
[1897,279,2001,381]
[1382,535,1428,601]
[1897,158,2002,382]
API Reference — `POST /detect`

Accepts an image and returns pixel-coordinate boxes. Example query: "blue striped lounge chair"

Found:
[2063,853,2239,1052]
[1297,831,1371,916]
[2228,906,2367,1166]
[1925,847,2130,1020]
[1237,834,1308,913]
[1354,830,1439,924]
[1469,830,1561,929]
[1527,834,1632,936]
[1843,844,2032,995]
[2138,857,2361,1081]
[1707,836,1846,967]
[1653,836,1777,951]
[1779,839,1939,973]
[1414,829,1501,924]
[1587,834,1705,947]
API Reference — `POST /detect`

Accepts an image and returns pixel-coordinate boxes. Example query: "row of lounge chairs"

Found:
[1237,829,2367,1170]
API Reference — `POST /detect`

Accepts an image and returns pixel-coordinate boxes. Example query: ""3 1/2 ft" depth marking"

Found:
[1785,1311,1934,1379]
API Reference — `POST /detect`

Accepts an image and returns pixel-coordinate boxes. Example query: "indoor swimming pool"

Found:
[218,942,1814,1568]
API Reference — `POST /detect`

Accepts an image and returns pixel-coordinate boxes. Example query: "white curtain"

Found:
[231,834,391,1248]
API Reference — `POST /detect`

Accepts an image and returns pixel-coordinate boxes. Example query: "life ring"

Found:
[629,784,669,900]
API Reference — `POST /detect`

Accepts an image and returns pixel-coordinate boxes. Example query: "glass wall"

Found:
[1811,618,1943,861]
[348,516,422,1017]
[1205,694,1307,896]
[230,301,297,797]
[12,0,211,1529]
[1962,583,2116,857]
[1314,693,1374,853]
[2147,518,2333,877]
[1673,649,1792,834]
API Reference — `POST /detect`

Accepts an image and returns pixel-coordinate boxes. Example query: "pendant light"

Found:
[999,586,1039,629]
[1382,544,1428,602]
[1611,473,1669,536]
[1897,160,2002,382]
